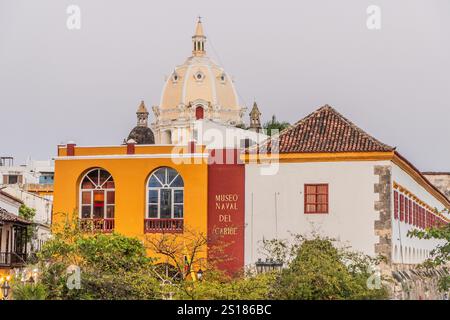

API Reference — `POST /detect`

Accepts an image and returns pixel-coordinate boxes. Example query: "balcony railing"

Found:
[80,218,114,233]
[0,252,27,267]
[24,183,54,193]
[144,219,183,233]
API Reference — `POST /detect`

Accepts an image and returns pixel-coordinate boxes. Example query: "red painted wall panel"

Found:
[207,149,245,275]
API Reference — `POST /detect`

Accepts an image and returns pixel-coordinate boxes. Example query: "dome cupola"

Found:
[151,18,247,144]
[127,101,155,144]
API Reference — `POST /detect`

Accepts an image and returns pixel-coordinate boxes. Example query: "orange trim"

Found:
[242,151,395,163]
[393,182,449,223]
[241,150,450,210]
[392,152,450,209]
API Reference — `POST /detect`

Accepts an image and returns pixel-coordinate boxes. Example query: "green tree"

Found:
[263,115,290,136]
[19,204,37,243]
[264,235,388,300]
[408,209,450,291]
[35,215,160,300]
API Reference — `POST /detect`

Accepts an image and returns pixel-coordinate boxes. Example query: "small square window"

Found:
[106,206,115,218]
[304,184,329,214]
[148,205,158,218]
[149,190,158,204]
[82,192,91,205]
[174,205,183,218]
[174,190,183,204]
[7,175,19,184]
[81,206,91,218]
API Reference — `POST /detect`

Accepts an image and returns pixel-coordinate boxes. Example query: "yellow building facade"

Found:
[52,143,208,261]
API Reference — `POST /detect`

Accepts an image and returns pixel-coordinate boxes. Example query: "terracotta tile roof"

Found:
[0,207,30,225]
[255,105,394,154]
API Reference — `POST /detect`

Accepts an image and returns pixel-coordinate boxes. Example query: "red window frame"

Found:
[399,195,405,222]
[414,203,418,226]
[405,198,409,224]
[304,184,329,214]
[420,207,425,229]
[393,191,399,220]
[409,199,414,224]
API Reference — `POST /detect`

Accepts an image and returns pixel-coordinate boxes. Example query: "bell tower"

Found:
[136,100,149,127]
[249,101,262,132]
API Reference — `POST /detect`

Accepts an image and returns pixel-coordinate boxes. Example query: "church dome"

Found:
[156,18,244,126]
[127,126,155,145]
[127,101,155,144]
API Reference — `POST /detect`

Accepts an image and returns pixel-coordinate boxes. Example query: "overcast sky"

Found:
[0,0,449,171]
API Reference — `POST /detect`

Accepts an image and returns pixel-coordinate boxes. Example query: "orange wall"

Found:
[53,149,208,262]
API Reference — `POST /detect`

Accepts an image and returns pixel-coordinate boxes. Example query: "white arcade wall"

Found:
[391,164,448,265]
[244,160,449,267]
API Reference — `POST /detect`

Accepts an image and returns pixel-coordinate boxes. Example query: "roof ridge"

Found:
[257,105,333,147]
[321,105,394,151]
[0,206,31,224]
[249,104,394,154]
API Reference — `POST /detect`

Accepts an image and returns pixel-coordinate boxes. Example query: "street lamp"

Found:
[255,258,264,274]
[255,258,283,274]
[197,269,204,281]
[1,276,11,300]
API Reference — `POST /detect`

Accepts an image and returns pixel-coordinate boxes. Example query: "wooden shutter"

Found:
[394,191,399,220]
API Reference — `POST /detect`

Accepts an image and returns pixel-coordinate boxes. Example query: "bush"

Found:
[266,236,388,300]
[12,283,48,300]
[177,270,275,300]
[36,216,160,300]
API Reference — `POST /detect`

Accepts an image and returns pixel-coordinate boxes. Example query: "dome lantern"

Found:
[152,18,246,145]
[192,16,206,57]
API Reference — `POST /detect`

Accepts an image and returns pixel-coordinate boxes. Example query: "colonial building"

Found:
[1,186,51,252]
[0,190,30,279]
[51,19,450,298]
[0,157,54,199]
[243,105,450,299]
[151,18,246,145]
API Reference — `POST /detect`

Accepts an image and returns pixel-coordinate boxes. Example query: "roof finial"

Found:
[249,101,262,133]
[192,17,206,56]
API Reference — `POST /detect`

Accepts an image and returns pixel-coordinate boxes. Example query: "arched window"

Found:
[79,168,115,232]
[145,167,184,233]
[195,106,204,120]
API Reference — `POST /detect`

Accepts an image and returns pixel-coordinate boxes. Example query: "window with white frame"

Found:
[147,167,184,219]
[79,168,115,220]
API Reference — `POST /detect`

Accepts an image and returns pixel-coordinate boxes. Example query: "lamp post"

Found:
[255,258,283,274]
[1,276,11,300]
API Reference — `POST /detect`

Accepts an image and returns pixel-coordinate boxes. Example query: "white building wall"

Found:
[0,159,54,186]
[390,164,449,265]
[0,195,21,215]
[0,195,21,254]
[3,186,52,225]
[2,187,52,252]
[245,161,388,265]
